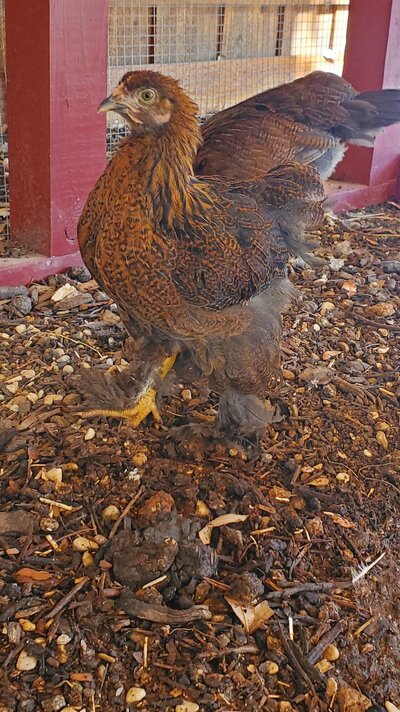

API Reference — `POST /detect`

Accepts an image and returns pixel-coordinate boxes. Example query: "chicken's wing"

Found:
[195,71,400,181]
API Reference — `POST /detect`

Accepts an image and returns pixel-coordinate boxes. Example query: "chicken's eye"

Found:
[139,88,156,104]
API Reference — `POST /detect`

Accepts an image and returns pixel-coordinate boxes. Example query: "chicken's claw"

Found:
[78,354,176,428]
[79,386,161,427]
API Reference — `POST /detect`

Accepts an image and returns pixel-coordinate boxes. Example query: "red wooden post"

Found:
[335,0,400,188]
[5,0,108,259]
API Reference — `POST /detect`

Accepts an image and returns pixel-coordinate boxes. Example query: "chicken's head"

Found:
[98,70,197,134]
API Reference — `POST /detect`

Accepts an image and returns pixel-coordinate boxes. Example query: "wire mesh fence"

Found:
[0,1,351,245]
[107,0,350,156]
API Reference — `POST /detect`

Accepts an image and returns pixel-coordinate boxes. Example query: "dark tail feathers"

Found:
[358,89,400,128]
[340,89,400,144]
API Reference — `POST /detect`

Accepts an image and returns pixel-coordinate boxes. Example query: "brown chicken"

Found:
[195,71,400,181]
[78,70,325,449]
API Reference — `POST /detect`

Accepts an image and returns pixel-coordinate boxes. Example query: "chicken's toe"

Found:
[78,385,161,427]
[78,354,177,428]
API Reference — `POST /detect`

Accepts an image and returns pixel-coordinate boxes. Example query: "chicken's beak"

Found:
[98,95,120,114]
[97,91,143,125]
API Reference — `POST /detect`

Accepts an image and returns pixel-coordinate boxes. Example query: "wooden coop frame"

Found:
[1,0,400,287]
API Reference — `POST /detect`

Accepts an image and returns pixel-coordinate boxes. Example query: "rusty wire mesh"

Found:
[106,0,350,156]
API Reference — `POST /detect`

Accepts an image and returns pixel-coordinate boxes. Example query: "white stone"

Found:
[126,687,146,704]
[16,649,37,671]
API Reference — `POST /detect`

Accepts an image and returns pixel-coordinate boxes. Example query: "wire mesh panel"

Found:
[0,0,8,241]
[107,0,350,155]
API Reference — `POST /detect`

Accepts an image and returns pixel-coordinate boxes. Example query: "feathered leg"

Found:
[78,353,177,427]
[170,389,272,458]
[215,389,270,451]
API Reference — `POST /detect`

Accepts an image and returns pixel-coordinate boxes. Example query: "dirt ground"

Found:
[0,204,399,712]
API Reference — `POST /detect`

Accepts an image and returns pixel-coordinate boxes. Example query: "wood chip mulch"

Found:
[0,203,399,712]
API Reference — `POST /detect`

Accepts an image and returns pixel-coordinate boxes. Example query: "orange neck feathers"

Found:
[124,80,204,229]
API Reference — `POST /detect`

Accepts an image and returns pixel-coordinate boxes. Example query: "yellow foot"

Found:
[78,354,176,428]
[79,386,161,427]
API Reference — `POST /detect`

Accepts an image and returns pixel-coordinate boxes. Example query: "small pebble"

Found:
[265,661,279,675]
[132,452,147,466]
[0,285,28,299]
[72,536,99,552]
[46,655,60,668]
[336,472,350,483]
[181,388,192,402]
[196,500,211,518]
[70,266,92,282]
[126,688,146,704]
[102,504,120,522]
[56,634,72,645]
[82,551,95,567]
[21,369,35,379]
[315,659,333,673]
[44,394,63,406]
[363,449,373,458]
[51,695,66,711]
[84,428,96,441]
[16,649,37,671]
[375,421,390,431]
[375,431,388,449]
[11,295,32,315]
[320,301,335,315]
[57,645,68,664]
[62,462,79,472]
[323,644,340,661]
[15,324,27,334]
[43,467,63,484]
[63,365,74,374]
[19,619,36,632]
[282,369,295,381]
[176,703,200,712]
